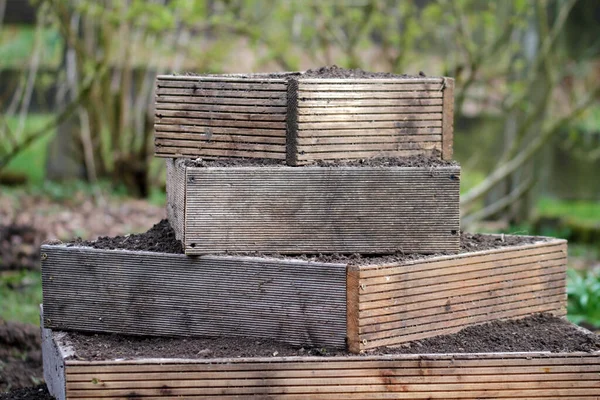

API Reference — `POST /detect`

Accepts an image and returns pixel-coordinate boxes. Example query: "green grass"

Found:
[0,270,43,325]
[3,114,56,184]
[536,197,600,226]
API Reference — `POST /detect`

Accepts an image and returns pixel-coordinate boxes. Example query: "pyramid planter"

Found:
[43,325,600,400]
[41,235,566,351]
[154,74,454,164]
[166,158,461,255]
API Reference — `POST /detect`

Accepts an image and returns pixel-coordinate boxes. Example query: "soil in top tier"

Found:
[65,219,550,262]
[184,65,425,80]
[61,314,599,361]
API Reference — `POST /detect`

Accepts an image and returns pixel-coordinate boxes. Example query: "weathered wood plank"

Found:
[156,88,287,98]
[296,105,442,115]
[156,109,287,122]
[295,149,440,162]
[442,78,455,160]
[156,94,288,106]
[155,124,286,137]
[156,80,287,91]
[156,132,287,145]
[156,147,286,159]
[297,98,444,108]
[41,246,347,348]
[349,238,568,351]
[43,329,600,400]
[155,102,287,113]
[157,74,288,83]
[296,134,442,146]
[297,83,445,92]
[177,164,460,254]
[296,112,442,123]
[297,91,444,99]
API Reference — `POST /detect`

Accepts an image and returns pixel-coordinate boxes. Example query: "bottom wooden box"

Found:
[43,324,600,400]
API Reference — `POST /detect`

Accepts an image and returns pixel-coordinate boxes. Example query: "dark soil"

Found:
[0,320,44,393]
[301,65,423,79]
[61,314,599,361]
[184,66,425,80]
[67,219,183,254]
[0,385,53,400]
[184,154,456,168]
[61,220,549,265]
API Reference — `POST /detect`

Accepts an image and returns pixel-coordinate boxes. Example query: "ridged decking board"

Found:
[155,74,288,160]
[42,326,600,400]
[41,245,347,348]
[347,237,568,352]
[154,74,454,164]
[168,159,461,255]
[42,235,566,354]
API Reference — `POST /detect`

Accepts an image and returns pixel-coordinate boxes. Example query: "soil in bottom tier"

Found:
[61,314,599,361]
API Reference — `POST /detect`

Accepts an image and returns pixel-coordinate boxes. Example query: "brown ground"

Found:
[0,320,43,393]
[62,314,599,361]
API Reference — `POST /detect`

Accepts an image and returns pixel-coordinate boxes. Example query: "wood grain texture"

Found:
[154,75,287,160]
[154,75,455,163]
[441,78,455,160]
[292,77,451,165]
[44,329,600,400]
[176,164,460,255]
[41,309,69,400]
[350,238,568,351]
[41,245,347,348]
[165,159,185,241]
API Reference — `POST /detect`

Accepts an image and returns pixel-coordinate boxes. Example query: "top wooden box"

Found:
[154,74,454,165]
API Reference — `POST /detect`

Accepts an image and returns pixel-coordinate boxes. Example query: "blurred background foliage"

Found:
[0,0,599,328]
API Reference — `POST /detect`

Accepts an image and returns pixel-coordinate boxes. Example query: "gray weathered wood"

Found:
[41,245,347,348]
[171,163,460,255]
[41,307,70,400]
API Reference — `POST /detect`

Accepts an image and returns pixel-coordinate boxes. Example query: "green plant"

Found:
[567,268,600,327]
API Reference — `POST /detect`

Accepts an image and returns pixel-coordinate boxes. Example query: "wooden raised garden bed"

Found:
[154,73,454,165]
[165,158,461,255]
[41,235,567,352]
[42,323,600,400]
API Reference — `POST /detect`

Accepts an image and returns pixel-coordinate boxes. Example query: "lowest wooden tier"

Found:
[41,235,567,352]
[42,325,599,400]
[154,74,454,165]
[166,159,461,255]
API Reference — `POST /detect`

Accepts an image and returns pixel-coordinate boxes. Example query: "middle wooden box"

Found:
[166,158,461,255]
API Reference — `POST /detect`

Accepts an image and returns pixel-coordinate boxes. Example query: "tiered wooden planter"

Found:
[41,236,567,352]
[43,325,600,400]
[155,74,454,165]
[165,159,461,255]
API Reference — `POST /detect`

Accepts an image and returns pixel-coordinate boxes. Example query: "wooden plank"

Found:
[41,314,68,400]
[297,112,442,123]
[297,83,444,92]
[296,127,443,138]
[297,78,445,84]
[156,80,287,91]
[155,102,287,113]
[297,105,442,115]
[296,149,440,162]
[42,246,347,348]
[155,139,284,153]
[358,240,567,277]
[156,132,286,145]
[156,109,287,122]
[156,87,287,98]
[297,98,444,108]
[287,77,300,165]
[156,94,288,106]
[296,135,442,146]
[297,120,443,130]
[179,165,460,254]
[297,91,444,99]
[157,74,288,83]
[346,266,361,354]
[298,142,441,154]
[156,147,286,160]
[155,124,286,137]
[442,78,455,160]
[155,116,286,129]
